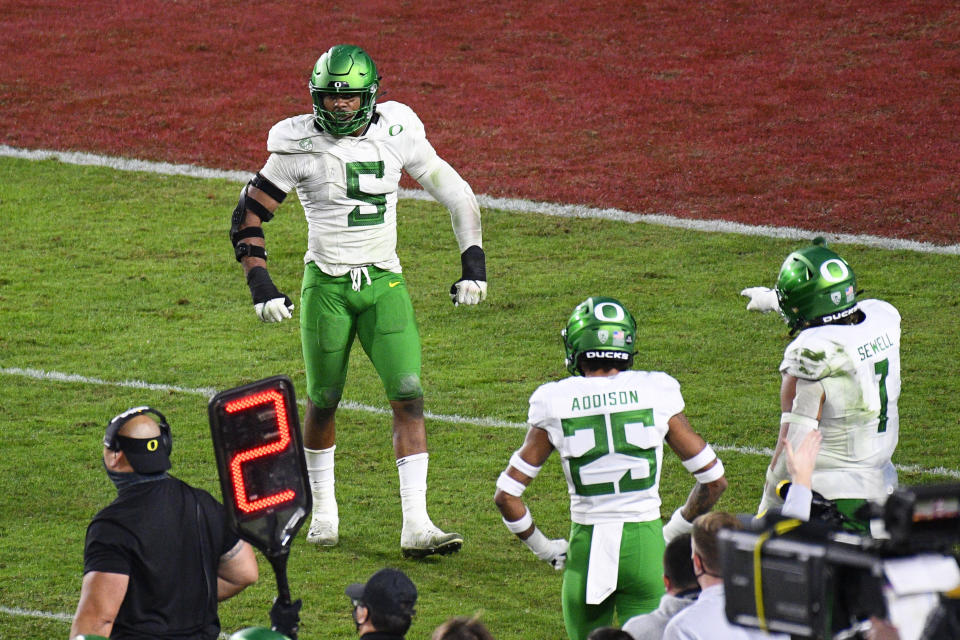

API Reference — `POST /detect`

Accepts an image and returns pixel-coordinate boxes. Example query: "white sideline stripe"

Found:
[0,605,230,638]
[3,366,958,479]
[0,606,230,638]
[0,605,72,622]
[2,144,958,256]
[1,367,221,399]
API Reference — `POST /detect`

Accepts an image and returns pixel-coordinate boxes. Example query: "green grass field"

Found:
[1,156,958,639]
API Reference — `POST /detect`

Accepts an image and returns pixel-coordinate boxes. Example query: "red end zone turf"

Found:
[1,1,957,244]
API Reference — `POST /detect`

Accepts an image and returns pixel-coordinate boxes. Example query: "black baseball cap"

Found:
[345,568,417,618]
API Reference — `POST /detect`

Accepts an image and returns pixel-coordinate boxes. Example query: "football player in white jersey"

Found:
[230,45,486,558]
[742,239,901,529]
[494,297,728,640]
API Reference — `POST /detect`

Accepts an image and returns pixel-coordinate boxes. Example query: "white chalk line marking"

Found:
[3,366,957,480]
[1,145,957,255]
[0,604,232,638]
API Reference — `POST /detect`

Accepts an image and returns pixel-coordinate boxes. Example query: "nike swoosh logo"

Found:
[389,281,401,288]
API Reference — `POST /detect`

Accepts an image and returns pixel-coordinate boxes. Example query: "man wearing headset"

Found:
[69,407,259,640]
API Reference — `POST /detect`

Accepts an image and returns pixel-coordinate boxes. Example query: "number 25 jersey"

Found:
[527,370,685,525]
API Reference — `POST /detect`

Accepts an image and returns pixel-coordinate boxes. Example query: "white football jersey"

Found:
[779,298,902,500]
[527,370,685,525]
[258,102,443,276]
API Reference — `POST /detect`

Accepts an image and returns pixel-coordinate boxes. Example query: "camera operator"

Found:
[658,432,824,639]
[662,511,790,639]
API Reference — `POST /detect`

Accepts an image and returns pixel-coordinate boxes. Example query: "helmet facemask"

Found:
[309,45,380,136]
[562,297,638,376]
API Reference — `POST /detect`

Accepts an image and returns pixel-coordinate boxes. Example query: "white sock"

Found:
[305,445,337,520]
[397,452,431,530]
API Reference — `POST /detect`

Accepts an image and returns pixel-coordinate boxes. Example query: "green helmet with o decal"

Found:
[776,239,858,333]
[562,296,637,376]
[309,44,380,136]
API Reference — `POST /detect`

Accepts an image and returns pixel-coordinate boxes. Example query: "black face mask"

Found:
[102,457,167,492]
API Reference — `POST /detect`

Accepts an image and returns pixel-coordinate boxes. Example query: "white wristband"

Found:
[496,471,527,497]
[682,444,717,472]
[662,508,694,542]
[509,451,542,478]
[523,527,551,556]
[694,458,725,483]
[503,510,533,534]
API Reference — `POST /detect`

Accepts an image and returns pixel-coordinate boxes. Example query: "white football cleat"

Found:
[400,525,463,558]
[306,512,339,547]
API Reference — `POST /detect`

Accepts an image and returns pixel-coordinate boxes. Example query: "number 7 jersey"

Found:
[527,370,685,525]
[780,298,902,500]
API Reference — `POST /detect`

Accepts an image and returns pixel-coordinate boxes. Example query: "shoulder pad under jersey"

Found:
[267,114,325,154]
[370,101,426,137]
[859,298,901,324]
[781,332,849,380]
[641,370,681,392]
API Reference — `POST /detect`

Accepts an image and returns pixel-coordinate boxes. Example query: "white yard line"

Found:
[3,366,957,479]
[0,605,229,637]
[2,144,957,255]
[0,606,72,622]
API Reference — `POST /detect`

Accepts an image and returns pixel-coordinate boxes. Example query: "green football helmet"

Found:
[309,44,380,136]
[229,627,291,640]
[776,240,858,333]
[562,296,637,376]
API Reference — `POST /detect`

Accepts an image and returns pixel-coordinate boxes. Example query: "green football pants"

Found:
[562,520,666,640]
[300,263,422,408]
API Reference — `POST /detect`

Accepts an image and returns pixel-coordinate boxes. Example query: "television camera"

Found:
[720,483,960,639]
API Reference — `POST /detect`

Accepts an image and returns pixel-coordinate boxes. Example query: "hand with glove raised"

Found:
[740,286,780,313]
[450,245,487,306]
[247,267,294,322]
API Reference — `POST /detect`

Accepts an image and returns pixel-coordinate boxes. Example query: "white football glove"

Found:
[662,508,694,543]
[740,286,780,313]
[255,298,294,323]
[523,528,568,571]
[450,279,488,306]
[247,267,294,323]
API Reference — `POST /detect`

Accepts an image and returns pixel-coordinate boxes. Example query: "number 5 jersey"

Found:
[258,101,481,277]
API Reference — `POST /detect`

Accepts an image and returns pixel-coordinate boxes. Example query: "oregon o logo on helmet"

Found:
[593,302,625,323]
[819,258,850,283]
[147,439,158,451]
